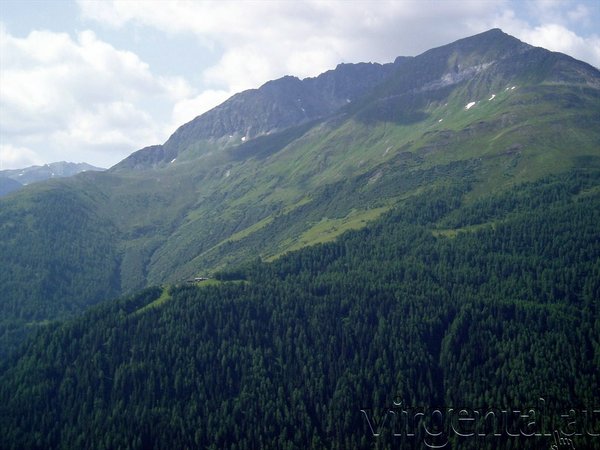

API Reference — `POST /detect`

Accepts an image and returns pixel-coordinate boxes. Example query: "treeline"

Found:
[0,171,598,449]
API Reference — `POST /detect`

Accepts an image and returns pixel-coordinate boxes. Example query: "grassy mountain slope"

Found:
[0,177,22,197]
[0,29,599,355]
[1,171,598,449]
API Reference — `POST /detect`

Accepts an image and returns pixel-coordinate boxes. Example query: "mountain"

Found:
[0,162,104,196]
[0,28,599,357]
[0,27,599,449]
[115,28,598,171]
[115,60,405,170]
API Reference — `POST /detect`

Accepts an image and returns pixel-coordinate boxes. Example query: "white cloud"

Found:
[79,0,600,76]
[0,144,43,170]
[486,8,600,68]
[567,4,590,23]
[78,0,510,93]
[522,0,594,28]
[0,25,193,169]
[519,24,600,67]
[78,0,600,101]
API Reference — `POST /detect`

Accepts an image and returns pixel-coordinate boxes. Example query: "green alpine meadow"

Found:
[0,29,599,449]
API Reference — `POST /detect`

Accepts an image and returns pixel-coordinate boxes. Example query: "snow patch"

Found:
[465,101,476,110]
[346,98,351,103]
[488,94,496,101]
[438,118,443,123]
[384,146,392,156]
[170,158,177,164]
[511,86,516,90]
[241,136,246,142]
[225,169,230,178]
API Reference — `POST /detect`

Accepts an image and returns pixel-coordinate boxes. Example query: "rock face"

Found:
[165,62,403,146]
[116,60,406,170]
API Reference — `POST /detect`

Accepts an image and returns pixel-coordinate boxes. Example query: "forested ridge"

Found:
[0,182,121,358]
[1,170,598,449]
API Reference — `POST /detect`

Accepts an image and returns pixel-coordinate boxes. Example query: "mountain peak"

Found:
[114,29,598,171]
[419,27,530,62]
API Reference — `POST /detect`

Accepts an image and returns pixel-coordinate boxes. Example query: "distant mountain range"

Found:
[0,161,104,196]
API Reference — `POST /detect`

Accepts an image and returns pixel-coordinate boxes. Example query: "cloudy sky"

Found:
[1,0,599,170]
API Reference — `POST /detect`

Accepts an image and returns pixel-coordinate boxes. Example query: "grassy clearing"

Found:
[181,195,315,273]
[134,286,172,314]
[432,221,496,238]
[133,280,225,314]
[266,206,391,261]
[188,279,224,287]
[223,196,314,244]
[226,215,275,242]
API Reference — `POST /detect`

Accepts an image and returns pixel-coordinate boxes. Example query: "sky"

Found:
[0,0,599,170]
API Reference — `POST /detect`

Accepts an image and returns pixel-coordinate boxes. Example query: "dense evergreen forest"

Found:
[1,170,599,449]
[0,182,122,358]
